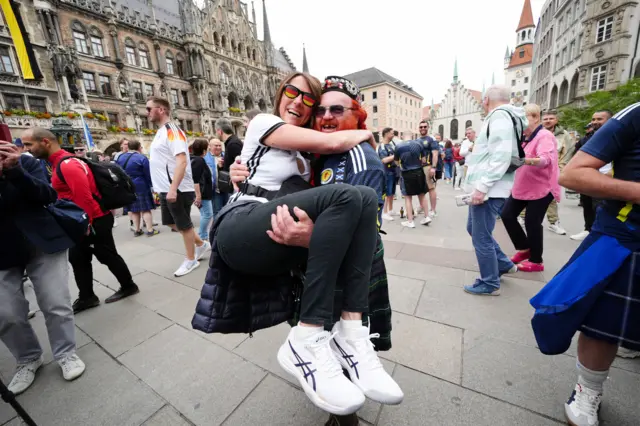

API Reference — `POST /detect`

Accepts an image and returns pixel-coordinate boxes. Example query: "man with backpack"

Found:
[22,128,139,313]
[463,85,526,296]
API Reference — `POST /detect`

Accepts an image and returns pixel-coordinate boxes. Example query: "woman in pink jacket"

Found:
[500,104,561,272]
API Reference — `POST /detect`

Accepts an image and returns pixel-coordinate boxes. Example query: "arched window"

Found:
[124,38,137,66]
[138,43,150,69]
[219,64,230,85]
[465,120,472,130]
[213,32,220,46]
[527,29,531,39]
[221,35,227,49]
[559,79,569,105]
[438,124,444,138]
[231,40,236,53]
[247,46,251,59]
[165,51,174,75]
[550,85,559,109]
[252,49,256,61]
[176,53,185,77]
[89,27,104,57]
[450,119,459,140]
[238,42,243,56]
[72,22,89,54]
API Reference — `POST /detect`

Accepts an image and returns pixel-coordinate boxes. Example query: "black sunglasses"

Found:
[315,105,356,118]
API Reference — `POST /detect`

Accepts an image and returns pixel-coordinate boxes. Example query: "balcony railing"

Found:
[4,116,108,131]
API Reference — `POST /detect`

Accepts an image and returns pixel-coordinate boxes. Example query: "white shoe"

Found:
[420,216,432,226]
[401,221,415,228]
[454,187,462,191]
[331,323,403,405]
[617,347,640,359]
[548,223,567,235]
[570,230,590,241]
[112,220,118,228]
[174,259,200,277]
[58,353,86,381]
[564,382,602,426]
[428,210,437,218]
[517,216,525,227]
[381,213,394,221]
[195,241,211,261]
[8,356,43,395]
[277,327,365,415]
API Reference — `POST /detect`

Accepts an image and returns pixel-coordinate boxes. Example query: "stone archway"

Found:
[103,141,121,157]
[569,72,579,101]
[227,92,239,109]
[558,80,569,106]
[550,85,559,109]
[258,99,267,112]
[244,95,254,111]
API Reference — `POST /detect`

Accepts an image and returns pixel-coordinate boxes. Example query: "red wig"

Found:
[352,99,368,130]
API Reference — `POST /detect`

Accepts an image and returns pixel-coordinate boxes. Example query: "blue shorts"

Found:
[385,173,397,197]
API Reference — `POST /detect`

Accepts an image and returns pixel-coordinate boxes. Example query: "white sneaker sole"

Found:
[277,344,364,415]
[337,363,404,405]
[9,357,44,395]
[174,261,200,277]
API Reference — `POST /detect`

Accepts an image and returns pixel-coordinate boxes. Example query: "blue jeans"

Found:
[212,192,229,218]
[444,162,453,180]
[385,173,397,196]
[198,199,213,241]
[467,198,514,289]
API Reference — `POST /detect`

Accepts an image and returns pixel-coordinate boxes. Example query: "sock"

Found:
[340,318,363,337]
[294,323,323,341]
[576,360,608,392]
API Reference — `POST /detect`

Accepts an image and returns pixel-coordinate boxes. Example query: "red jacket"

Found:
[452,146,463,162]
[50,150,108,223]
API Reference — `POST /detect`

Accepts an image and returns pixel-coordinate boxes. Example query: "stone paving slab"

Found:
[119,325,267,426]
[142,405,193,426]
[386,275,425,315]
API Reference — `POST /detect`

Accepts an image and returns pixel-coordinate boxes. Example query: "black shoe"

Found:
[105,284,139,303]
[73,296,100,314]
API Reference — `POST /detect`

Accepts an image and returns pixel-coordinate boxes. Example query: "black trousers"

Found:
[69,213,134,299]
[580,194,601,232]
[500,193,554,264]
[216,185,378,327]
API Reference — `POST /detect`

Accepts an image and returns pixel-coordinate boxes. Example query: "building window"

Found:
[361,94,365,102]
[596,16,613,43]
[372,91,377,99]
[28,97,47,113]
[90,28,104,57]
[139,46,150,69]
[373,118,378,127]
[373,105,378,114]
[99,75,112,96]
[524,76,529,83]
[140,116,149,129]
[176,56,185,77]
[4,94,24,109]
[388,91,391,99]
[590,65,607,92]
[181,90,189,107]
[107,112,118,125]
[524,89,528,96]
[465,120,472,129]
[569,41,575,60]
[185,120,194,131]
[558,18,563,32]
[519,49,525,58]
[170,89,179,106]
[125,39,136,65]
[166,53,174,75]
[0,47,14,74]
[82,72,97,94]
[555,53,560,71]
[72,22,89,54]
[450,119,459,140]
[132,81,143,101]
[511,80,516,86]
[144,83,154,98]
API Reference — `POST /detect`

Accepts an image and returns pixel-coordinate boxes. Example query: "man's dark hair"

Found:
[419,119,429,125]
[215,118,234,135]
[128,140,141,151]
[382,127,393,137]
[192,138,209,156]
[595,109,613,118]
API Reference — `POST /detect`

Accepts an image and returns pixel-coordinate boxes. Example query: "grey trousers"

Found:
[0,249,76,364]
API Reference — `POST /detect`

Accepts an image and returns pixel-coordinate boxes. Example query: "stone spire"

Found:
[453,57,458,83]
[252,1,257,37]
[262,0,271,43]
[302,43,309,73]
[504,46,511,59]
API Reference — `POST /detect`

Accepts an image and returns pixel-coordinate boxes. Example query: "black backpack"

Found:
[56,156,137,210]
[486,108,526,173]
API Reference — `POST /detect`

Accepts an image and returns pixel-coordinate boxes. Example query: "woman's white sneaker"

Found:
[8,356,43,395]
[174,259,200,277]
[401,221,415,228]
[330,323,404,405]
[564,383,602,426]
[58,353,86,381]
[277,327,365,415]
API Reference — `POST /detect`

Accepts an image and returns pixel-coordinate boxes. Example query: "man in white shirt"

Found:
[146,97,210,276]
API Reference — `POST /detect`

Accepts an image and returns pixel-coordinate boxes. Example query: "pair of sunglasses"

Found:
[315,105,356,118]
[283,85,317,107]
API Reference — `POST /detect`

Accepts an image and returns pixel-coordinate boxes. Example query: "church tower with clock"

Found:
[504,0,535,106]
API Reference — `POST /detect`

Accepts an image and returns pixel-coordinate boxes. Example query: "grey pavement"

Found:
[2,183,640,425]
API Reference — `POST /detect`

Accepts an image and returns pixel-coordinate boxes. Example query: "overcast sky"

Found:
[251,0,545,107]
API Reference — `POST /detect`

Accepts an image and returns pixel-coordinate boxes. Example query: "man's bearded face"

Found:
[314,92,359,133]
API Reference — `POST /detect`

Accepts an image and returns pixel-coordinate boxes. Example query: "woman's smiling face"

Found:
[278,76,315,127]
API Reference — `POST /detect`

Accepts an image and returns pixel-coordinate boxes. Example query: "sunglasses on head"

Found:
[283,85,317,107]
[315,105,356,118]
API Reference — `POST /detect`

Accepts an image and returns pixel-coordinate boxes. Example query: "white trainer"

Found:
[277,327,365,415]
[331,323,403,405]
[174,259,200,277]
[195,241,211,261]
[564,382,602,426]
[58,353,86,381]
[420,216,432,226]
[571,230,590,241]
[617,347,640,359]
[401,221,415,228]
[548,223,567,235]
[8,356,43,395]
[428,210,438,218]
[381,213,394,221]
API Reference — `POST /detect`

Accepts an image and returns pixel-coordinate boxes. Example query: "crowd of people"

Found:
[0,69,638,426]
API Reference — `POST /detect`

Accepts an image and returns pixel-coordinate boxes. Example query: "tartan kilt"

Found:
[124,191,156,214]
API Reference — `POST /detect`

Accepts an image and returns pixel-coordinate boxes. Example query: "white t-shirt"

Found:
[229,113,301,204]
[149,122,194,193]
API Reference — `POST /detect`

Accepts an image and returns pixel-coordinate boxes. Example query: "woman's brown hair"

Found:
[272,72,322,128]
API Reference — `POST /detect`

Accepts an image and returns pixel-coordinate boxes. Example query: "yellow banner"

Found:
[0,0,34,79]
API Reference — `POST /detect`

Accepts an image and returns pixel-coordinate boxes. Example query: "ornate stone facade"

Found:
[0,0,296,151]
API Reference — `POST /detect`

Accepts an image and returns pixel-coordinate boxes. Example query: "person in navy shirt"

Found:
[419,122,440,216]
[540,102,640,426]
[377,128,398,220]
[394,138,431,228]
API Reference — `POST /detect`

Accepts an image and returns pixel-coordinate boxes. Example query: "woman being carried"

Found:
[211,72,402,415]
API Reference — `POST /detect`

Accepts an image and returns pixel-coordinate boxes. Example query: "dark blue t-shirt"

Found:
[377,142,397,174]
[581,102,640,224]
[320,142,385,228]
[419,136,439,166]
[394,140,426,172]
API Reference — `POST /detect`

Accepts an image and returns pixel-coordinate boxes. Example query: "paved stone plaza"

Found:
[2,183,640,425]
